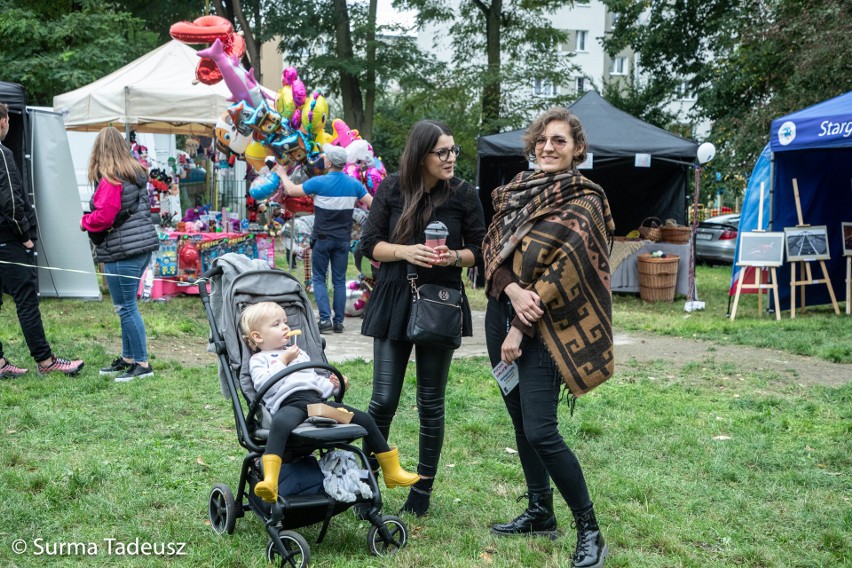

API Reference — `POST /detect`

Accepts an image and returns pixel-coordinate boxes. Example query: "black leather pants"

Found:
[366,337,454,477]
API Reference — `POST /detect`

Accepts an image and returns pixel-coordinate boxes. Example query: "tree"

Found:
[0,0,157,106]
[601,0,852,200]
[264,1,429,140]
[396,0,576,134]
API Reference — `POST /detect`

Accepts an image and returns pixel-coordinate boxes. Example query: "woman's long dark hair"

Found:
[391,119,454,244]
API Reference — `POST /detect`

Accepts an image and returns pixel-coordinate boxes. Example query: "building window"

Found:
[557,31,569,54]
[575,77,586,94]
[575,30,587,52]
[533,79,557,97]
[675,81,695,100]
[610,57,627,76]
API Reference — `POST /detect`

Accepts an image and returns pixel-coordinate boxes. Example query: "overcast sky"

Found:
[376,0,416,28]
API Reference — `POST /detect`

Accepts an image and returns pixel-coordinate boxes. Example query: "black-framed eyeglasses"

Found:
[534,136,569,149]
[429,145,461,162]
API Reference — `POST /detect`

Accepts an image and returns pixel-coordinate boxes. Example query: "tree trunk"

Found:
[333,0,365,132]
[362,0,378,140]
[481,0,502,134]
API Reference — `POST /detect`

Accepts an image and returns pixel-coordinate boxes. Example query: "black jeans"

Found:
[485,297,592,512]
[265,391,391,458]
[366,338,454,477]
[0,241,52,363]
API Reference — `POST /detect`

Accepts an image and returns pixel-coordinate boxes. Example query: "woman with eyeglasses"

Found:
[359,119,486,517]
[482,108,614,568]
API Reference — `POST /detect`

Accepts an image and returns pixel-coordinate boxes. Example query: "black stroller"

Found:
[197,258,408,567]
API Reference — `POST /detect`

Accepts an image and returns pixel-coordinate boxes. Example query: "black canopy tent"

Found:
[0,82,30,197]
[476,91,699,235]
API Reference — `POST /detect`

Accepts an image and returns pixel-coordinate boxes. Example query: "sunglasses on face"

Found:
[428,145,461,162]
[534,136,569,149]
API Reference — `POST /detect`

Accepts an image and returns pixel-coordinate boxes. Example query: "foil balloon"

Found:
[214,112,251,155]
[197,38,265,107]
[245,101,283,142]
[244,141,270,171]
[330,118,361,147]
[249,168,281,201]
[344,279,370,317]
[276,67,307,128]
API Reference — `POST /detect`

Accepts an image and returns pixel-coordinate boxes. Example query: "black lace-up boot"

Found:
[490,490,558,538]
[571,507,607,568]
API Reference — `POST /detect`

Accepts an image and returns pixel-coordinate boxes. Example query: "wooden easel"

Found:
[846,254,851,315]
[789,179,840,318]
[731,182,781,320]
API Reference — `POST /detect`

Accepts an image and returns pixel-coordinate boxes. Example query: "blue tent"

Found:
[733,91,852,310]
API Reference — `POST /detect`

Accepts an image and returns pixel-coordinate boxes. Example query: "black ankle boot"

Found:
[400,477,433,517]
[571,507,607,568]
[490,490,558,538]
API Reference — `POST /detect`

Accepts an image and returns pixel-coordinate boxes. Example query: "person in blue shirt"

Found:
[280,144,373,333]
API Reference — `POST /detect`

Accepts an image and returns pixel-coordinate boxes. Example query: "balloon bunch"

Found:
[171,19,387,199]
[199,46,330,182]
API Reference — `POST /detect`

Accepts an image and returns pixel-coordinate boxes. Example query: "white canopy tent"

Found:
[53,40,232,135]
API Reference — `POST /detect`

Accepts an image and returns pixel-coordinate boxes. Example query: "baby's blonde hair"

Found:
[239,302,286,351]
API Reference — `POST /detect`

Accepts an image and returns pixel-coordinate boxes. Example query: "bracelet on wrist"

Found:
[393,246,400,260]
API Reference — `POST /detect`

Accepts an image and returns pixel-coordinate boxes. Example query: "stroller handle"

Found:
[194,266,224,302]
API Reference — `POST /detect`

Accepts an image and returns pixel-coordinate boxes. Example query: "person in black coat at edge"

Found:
[358,119,486,517]
[0,102,84,379]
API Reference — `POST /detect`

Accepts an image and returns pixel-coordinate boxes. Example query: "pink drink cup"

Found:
[425,220,448,249]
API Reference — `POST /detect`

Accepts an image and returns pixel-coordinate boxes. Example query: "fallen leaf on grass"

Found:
[6,429,16,435]
[196,456,209,467]
[479,552,494,563]
[505,447,518,454]
[712,435,732,441]
[446,463,455,468]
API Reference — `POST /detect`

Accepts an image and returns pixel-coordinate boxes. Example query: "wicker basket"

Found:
[660,226,692,244]
[638,217,662,242]
[637,254,679,302]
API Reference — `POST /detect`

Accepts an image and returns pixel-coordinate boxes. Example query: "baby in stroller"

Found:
[201,258,415,565]
[240,301,419,503]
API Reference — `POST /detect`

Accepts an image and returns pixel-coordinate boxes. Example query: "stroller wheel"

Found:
[367,515,408,557]
[266,530,310,568]
[208,483,237,535]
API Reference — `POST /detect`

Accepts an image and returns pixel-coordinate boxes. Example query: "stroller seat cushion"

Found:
[291,423,368,445]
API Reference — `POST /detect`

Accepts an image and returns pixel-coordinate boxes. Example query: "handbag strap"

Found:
[406,262,464,297]
[406,262,419,295]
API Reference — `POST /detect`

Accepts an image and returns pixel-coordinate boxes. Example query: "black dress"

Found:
[360,174,486,341]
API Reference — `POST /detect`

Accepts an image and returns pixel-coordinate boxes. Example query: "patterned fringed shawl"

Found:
[482,170,616,397]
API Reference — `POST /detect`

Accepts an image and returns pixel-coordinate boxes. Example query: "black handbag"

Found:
[406,264,463,349]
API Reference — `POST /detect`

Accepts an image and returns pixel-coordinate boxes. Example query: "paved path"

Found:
[155,311,849,387]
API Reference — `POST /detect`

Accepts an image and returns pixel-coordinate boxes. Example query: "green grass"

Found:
[0,353,849,567]
[0,264,849,567]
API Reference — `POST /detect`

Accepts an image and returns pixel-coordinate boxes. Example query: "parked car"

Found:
[695,214,740,264]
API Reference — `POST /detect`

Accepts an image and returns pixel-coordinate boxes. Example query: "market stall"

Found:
[139,230,275,300]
